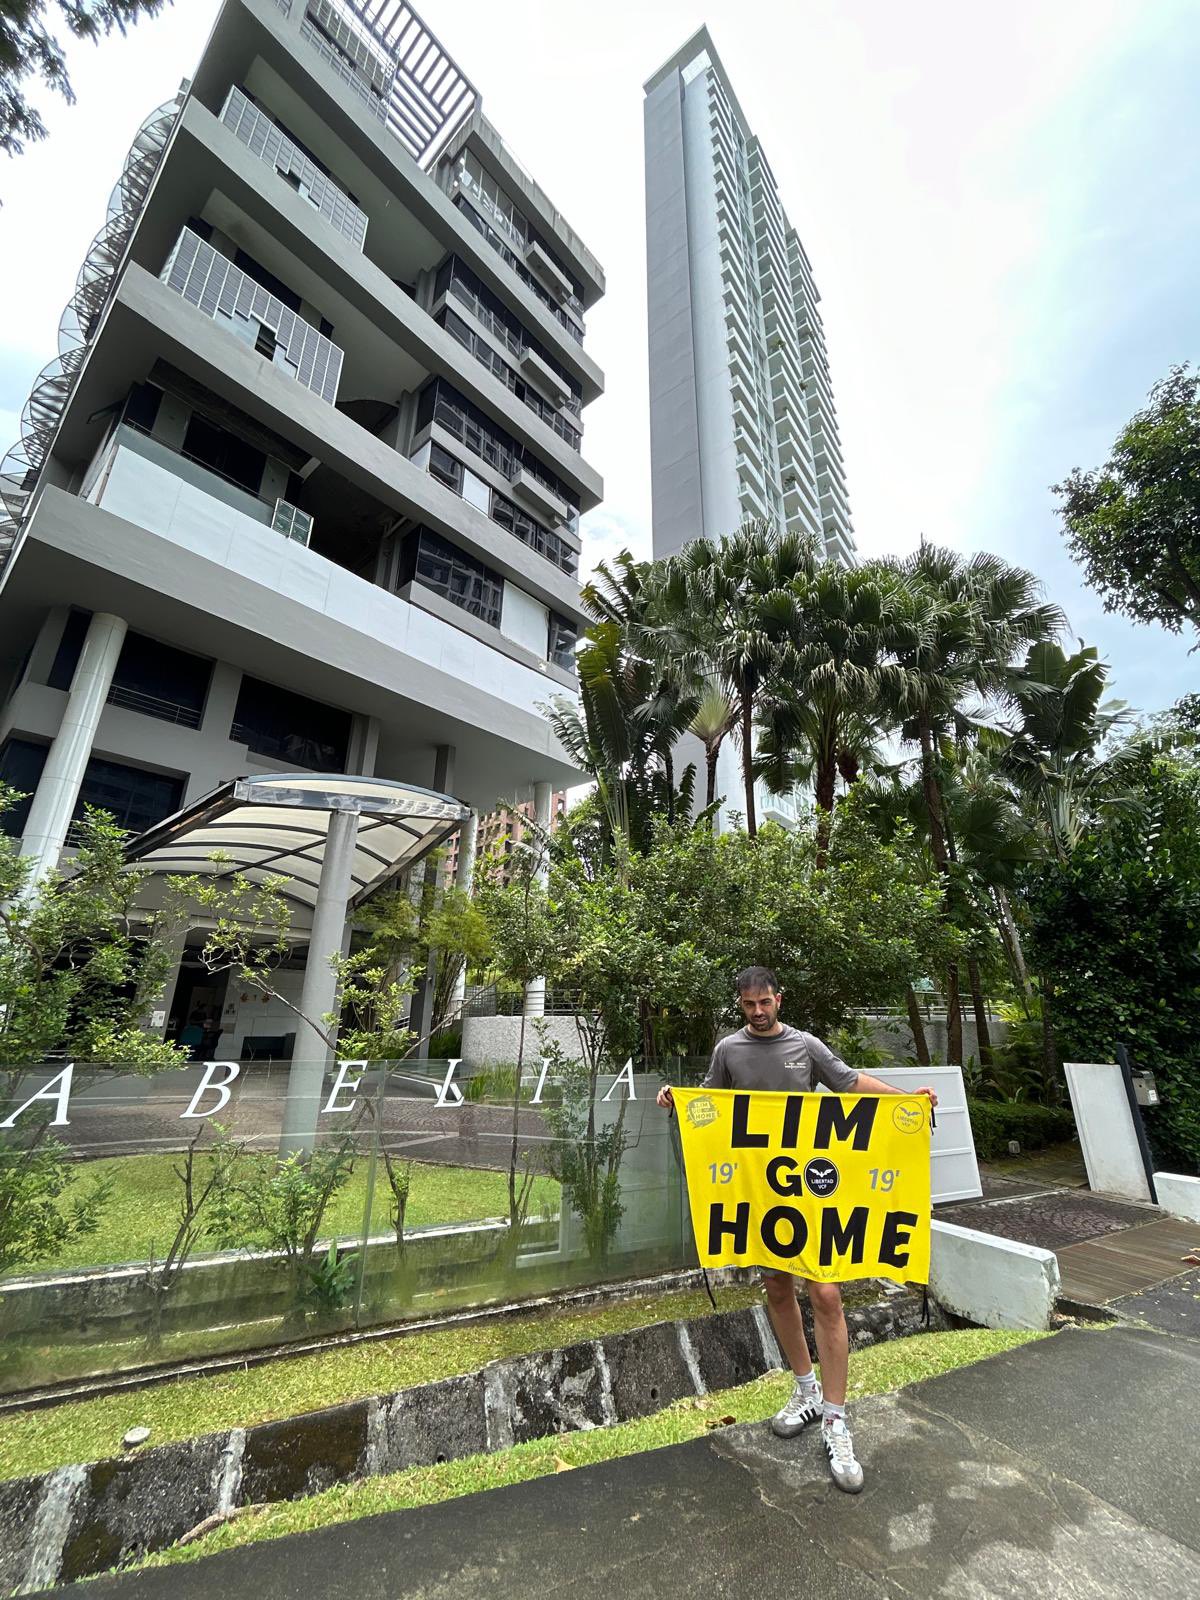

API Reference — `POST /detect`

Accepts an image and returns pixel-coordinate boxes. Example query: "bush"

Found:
[967,1099,1076,1161]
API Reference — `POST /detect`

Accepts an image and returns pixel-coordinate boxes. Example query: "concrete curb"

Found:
[0,1284,941,1592]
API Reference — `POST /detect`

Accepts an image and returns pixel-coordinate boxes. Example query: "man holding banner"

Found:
[658,967,937,1494]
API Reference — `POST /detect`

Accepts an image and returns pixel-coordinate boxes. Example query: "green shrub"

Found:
[966,1099,1077,1161]
[428,1027,463,1060]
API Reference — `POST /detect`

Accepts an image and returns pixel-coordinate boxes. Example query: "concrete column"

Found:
[449,808,479,1017]
[523,781,554,1019]
[410,745,457,1047]
[279,805,359,1158]
[19,611,127,892]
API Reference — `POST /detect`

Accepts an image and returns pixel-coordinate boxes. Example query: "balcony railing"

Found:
[220,87,368,249]
[106,683,203,729]
[161,228,343,404]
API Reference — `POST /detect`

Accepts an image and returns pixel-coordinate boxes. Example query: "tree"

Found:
[999,641,1141,864]
[756,558,902,865]
[0,0,170,161]
[545,616,697,861]
[1055,365,1200,643]
[653,521,814,836]
[879,544,1064,1061]
[1023,748,1200,1172]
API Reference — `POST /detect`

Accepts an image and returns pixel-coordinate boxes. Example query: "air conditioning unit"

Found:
[272,499,313,546]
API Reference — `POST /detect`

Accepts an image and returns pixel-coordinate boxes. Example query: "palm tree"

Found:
[879,543,1065,1062]
[757,559,907,864]
[652,520,815,836]
[689,683,739,817]
[546,555,700,858]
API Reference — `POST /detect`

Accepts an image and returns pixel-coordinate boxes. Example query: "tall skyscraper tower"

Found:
[643,27,855,829]
[643,27,854,567]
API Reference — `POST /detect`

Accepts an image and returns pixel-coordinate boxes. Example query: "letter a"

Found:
[181,1061,241,1120]
[435,1058,464,1107]
[1,1064,75,1128]
[602,1059,636,1102]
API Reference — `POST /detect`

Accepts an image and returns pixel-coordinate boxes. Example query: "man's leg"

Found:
[763,1272,823,1438]
[762,1271,814,1376]
[806,1281,849,1404]
[806,1280,863,1494]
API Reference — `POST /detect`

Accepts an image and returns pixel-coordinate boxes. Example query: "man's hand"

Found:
[855,1072,938,1109]
[656,1085,674,1111]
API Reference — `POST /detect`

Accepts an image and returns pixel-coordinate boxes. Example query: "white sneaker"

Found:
[771,1375,823,1438]
[822,1415,864,1493]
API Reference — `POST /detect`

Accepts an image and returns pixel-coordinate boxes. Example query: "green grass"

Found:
[0,1282,766,1482]
[18,1155,560,1274]
[126,1327,1049,1575]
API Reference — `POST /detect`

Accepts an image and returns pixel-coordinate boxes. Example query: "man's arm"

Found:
[855,1070,938,1108]
[657,1039,725,1109]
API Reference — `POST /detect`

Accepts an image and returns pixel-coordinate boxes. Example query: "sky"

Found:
[1,0,1197,713]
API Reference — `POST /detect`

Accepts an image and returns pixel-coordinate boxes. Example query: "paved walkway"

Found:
[56,1317,1200,1599]
[940,1167,1199,1305]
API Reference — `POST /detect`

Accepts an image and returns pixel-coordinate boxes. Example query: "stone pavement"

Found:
[52,1319,1200,1599]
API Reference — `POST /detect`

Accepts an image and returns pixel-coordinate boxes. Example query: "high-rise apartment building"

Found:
[643,27,855,828]
[0,0,602,1056]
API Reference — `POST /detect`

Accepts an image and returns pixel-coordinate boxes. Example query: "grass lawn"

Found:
[0,1282,765,1481]
[127,1326,1050,1575]
[18,1155,561,1275]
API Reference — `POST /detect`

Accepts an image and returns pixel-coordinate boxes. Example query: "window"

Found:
[548,614,578,673]
[48,609,92,691]
[492,494,578,576]
[417,379,580,532]
[232,675,351,771]
[402,528,502,630]
[75,756,185,836]
[0,737,49,836]
[428,442,462,493]
[182,414,266,496]
[108,634,212,728]
[123,381,162,435]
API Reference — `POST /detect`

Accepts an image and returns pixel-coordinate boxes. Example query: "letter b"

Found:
[181,1061,241,1120]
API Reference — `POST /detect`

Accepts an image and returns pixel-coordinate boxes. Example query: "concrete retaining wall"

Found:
[1154,1172,1200,1223]
[0,1281,942,1591]
[929,1219,1060,1331]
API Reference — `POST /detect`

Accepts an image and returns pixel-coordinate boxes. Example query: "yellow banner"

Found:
[674,1089,931,1285]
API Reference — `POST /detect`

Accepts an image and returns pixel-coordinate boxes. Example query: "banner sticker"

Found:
[674,1089,931,1285]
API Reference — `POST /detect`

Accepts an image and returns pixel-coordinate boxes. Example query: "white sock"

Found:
[823,1400,846,1425]
[795,1369,820,1396]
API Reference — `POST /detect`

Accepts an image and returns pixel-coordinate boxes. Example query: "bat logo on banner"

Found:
[803,1159,839,1198]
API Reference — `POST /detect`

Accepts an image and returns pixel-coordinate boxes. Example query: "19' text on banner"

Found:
[674,1089,931,1285]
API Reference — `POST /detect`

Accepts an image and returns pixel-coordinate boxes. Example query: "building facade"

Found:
[0,0,602,1059]
[643,28,854,830]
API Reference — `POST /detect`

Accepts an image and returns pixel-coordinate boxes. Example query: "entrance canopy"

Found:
[126,773,469,913]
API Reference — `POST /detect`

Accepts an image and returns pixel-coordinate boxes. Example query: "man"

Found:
[657,966,938,1494]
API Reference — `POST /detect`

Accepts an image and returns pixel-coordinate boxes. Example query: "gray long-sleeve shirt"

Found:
[702,1024,860,1095]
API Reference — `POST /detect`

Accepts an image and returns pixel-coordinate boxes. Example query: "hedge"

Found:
[966,1100,1077,1161]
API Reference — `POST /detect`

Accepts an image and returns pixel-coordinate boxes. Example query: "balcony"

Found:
[160,228,344,404]
[519,345,573,407]
[511,465,569,526]
[220,86,368,250]
[524,238,575,303]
